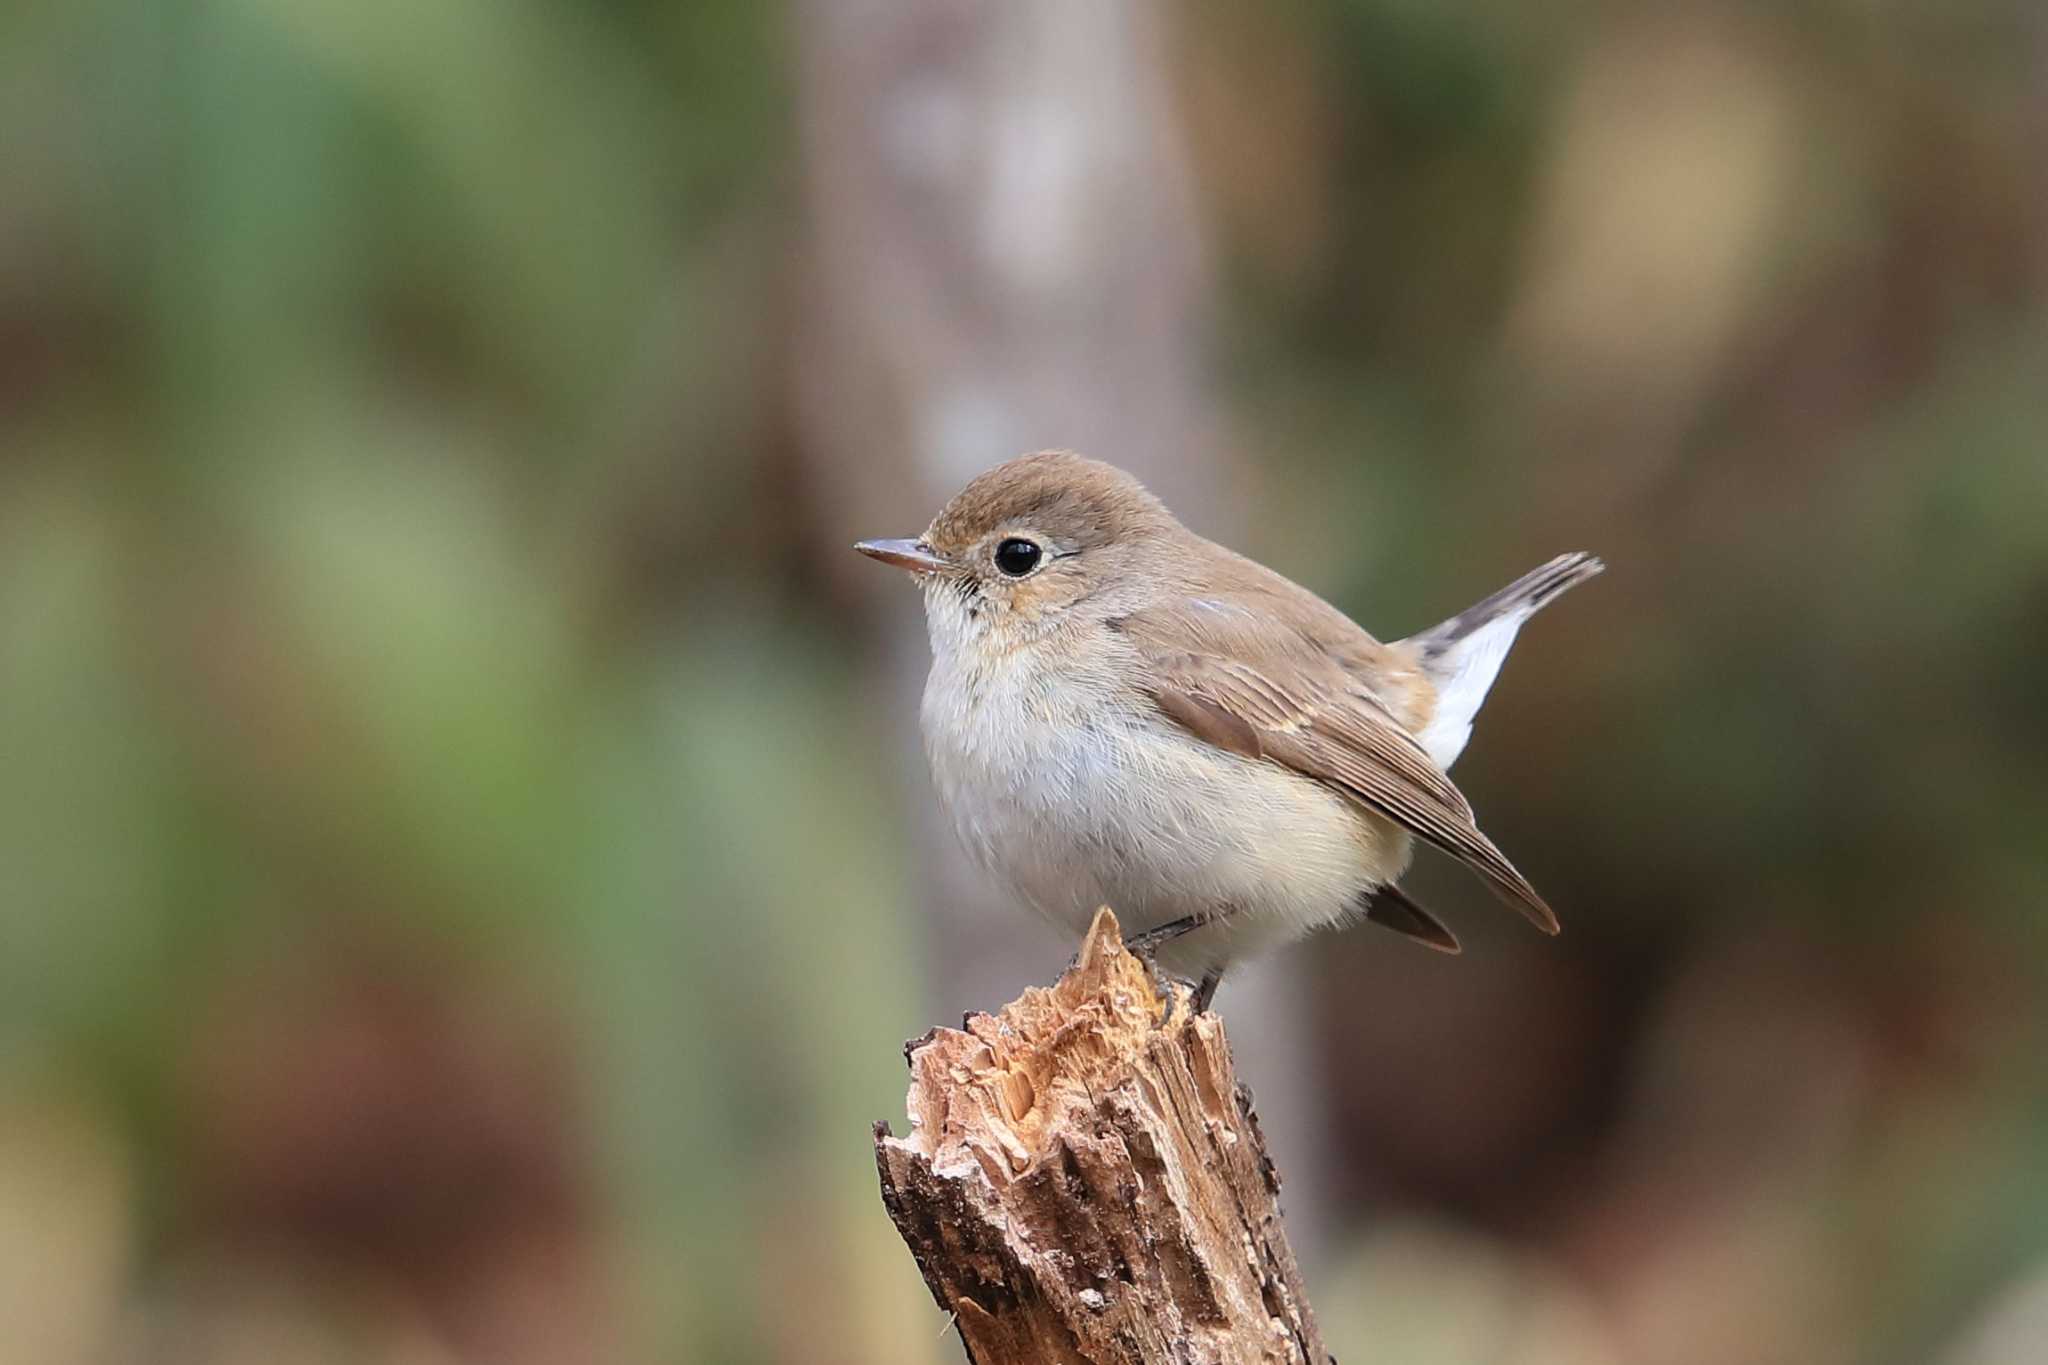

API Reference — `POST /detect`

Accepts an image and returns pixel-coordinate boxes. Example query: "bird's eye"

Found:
[993,537,1043,577]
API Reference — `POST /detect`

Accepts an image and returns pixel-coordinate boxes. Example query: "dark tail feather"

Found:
[1409,551,1605,659]
[1361,883,1462,954]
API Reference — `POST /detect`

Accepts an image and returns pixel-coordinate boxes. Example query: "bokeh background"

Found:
[4,1,2047,1361]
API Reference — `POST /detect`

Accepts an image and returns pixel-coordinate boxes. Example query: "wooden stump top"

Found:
[875,909,1328,1364]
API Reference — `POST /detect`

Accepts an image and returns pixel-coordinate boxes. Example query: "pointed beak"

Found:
[854,538,950,576]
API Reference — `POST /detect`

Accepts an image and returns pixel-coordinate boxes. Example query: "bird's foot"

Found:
[1124,915,1208,1027]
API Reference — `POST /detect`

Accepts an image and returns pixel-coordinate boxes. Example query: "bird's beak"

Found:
[854,538,950,576]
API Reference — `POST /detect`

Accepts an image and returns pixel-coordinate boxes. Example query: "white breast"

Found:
[917,593,1410,976]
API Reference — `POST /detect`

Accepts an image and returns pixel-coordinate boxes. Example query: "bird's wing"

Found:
[1112,602,1560,935]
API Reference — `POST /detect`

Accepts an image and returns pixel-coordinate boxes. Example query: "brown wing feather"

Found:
[1117,604,1561,935]
[1149,685,1264,762]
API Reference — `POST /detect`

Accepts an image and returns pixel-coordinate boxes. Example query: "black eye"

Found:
[993,537,1043,577]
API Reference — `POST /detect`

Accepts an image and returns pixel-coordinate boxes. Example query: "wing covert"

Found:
[1116,602,1561,935]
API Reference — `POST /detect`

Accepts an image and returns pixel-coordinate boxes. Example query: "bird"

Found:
[856,450,1602,1011]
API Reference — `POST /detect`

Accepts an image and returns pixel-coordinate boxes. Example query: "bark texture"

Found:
[874,910,1329,1365]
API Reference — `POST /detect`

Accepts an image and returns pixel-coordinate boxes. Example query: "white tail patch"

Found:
[1403,552,1603,769]
[1414,608,1532,769]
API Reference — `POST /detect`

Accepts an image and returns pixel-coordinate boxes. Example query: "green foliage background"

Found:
[2,2,2044,1362]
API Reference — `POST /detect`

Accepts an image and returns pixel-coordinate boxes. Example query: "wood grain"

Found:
[875,910,1329,1364]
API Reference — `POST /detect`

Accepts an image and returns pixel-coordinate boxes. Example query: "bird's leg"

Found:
[1124,914,1219,1023]
[1124,914,1202,955]
[1067,912,1201,972]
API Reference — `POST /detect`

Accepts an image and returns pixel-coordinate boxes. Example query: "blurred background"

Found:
[3,1,2046,1361]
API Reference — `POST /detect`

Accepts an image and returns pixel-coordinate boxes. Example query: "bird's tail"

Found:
[1399,551,1604,769]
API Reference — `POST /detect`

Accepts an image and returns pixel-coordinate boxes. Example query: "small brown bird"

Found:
[857,451,1601,1010]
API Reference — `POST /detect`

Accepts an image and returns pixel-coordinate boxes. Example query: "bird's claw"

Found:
[1122,915,1212,1027]
[1127,943,1196,1028]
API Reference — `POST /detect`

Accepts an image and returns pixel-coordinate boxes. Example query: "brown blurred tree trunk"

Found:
[793,0,1218,1010]
[794,1,1336,1263]
[876,911,1328,1365]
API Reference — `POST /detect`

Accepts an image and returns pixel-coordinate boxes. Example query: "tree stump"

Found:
[874,909,1329,1364]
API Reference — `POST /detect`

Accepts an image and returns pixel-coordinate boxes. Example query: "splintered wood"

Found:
[874,909,1328,1364]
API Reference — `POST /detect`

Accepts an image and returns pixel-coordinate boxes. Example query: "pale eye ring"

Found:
[993,537,1043,577]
